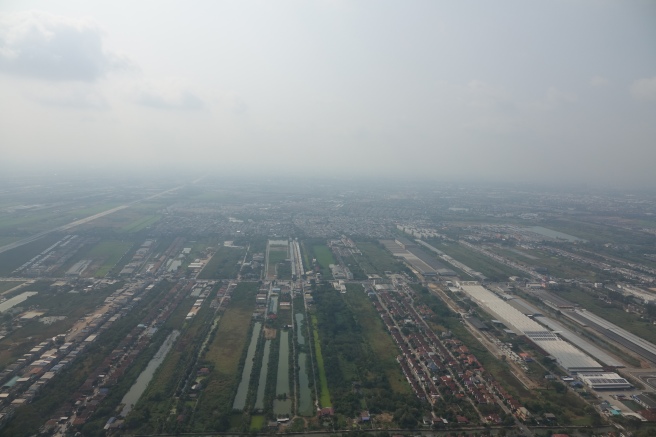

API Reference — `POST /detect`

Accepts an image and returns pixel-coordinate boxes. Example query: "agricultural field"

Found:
[120,215,161,232]
[354,241,406,275]
[87,240,135,277]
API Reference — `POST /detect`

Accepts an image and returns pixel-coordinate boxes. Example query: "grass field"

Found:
[312,245,335,269]
[344,284,411,394]
[0,235,62,276]
[562,287,656,345]
[0,281,25,294]
[267,246,288,279]
[0,211,68,234]
[490,246,600,281]
[268,248,288,265]
[88,240,134,277]
[311,315,331,408]
[120,215,161,232]
[249,415,265,430]
[430,241,523,281]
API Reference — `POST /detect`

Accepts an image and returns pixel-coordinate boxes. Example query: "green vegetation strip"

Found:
[191,282,259,432]
[311,315,332,408]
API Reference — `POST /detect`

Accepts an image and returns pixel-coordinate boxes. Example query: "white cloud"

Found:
[589,75,609,87]
[630,77,656,101]
[465,80,512,110]
[0,10,132,81]
[27,83,109,109]
[528,86,577,111]
[136,80,204,110]
[547,86,577,105]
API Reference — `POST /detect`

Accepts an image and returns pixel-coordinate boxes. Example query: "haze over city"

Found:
[3,3,656,432]
[1,0,655,188]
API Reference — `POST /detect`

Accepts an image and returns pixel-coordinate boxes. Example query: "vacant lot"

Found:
[197,245,246,279]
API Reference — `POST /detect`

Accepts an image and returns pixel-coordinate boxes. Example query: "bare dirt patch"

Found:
[264,327,277,339]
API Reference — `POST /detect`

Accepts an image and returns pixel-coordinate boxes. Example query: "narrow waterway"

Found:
[273,331,291,415]
[254,339,271,410]
[232,322,262,411]
[120,330,180,417]
[297,352,313,416]
[295,313,305,345]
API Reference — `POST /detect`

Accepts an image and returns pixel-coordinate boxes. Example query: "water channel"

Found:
[120,330,180,417]
[254,339,271,410]
[297,353,313,416]
[232,322,262,411]
[295,313,305,345]
[273,331,291,415]
[269,296,278,315]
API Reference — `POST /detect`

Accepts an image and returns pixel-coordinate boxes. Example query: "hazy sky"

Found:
[1,1,655,187]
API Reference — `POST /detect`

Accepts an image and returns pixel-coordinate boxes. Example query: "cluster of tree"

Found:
[312,285,426,421]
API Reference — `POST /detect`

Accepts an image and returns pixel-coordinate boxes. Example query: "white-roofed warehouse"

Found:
[460,283,603,373]
[578,372,632,390]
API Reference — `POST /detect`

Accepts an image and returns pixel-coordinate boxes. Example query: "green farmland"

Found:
[88,240,134,277]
